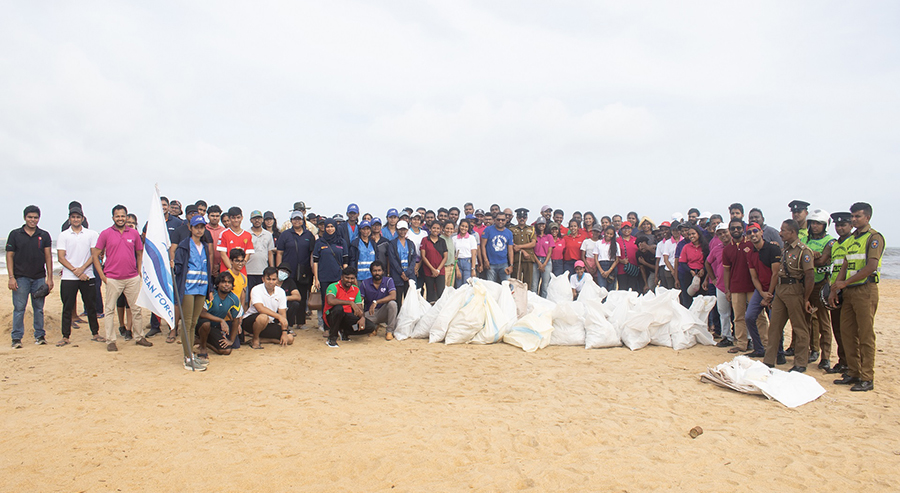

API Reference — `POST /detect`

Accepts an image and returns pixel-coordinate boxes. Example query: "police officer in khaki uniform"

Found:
[824,211,853,375]
[829,202,883,392]
[510,208,536,290]
[805,209,836,369]
[789,200,810,244]
[763,219,815,372]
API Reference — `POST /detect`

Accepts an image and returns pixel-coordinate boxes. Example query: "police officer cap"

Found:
[515,208,529,215]
[831,211,852,223]
[788,200,810,212]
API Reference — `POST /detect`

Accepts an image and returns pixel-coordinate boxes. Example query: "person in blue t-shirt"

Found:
[480,212,514,282]
[196,271,243,358]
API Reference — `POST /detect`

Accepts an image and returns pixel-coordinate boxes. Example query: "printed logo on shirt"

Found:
[491,235,507,252]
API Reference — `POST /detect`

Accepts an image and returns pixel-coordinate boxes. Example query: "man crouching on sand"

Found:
[196,271,243,360]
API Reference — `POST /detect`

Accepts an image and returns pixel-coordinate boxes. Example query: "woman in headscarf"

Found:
[313,218,348,330]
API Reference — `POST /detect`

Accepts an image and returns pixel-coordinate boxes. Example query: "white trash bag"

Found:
[503,311,554,352]
[583,299,620,349]
[547,271,573,304]
[428,286,472,343]
[549,300,586,346]
[470,291,513,344]
[578,276,608,302]
[445,284,489,344]
[526,291,557,317]
[413,286,456,340]
[394,287,433,341]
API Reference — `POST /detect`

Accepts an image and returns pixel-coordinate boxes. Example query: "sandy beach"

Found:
[1,275,898,492]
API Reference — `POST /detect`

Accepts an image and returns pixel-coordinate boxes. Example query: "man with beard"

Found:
[359,261,398,340]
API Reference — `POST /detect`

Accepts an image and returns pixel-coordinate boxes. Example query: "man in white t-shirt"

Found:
[654,221,678,289]
[241,267,292,349]
[56,207,102,346]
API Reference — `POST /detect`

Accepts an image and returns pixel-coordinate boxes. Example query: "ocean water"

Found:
[3,245,900,279]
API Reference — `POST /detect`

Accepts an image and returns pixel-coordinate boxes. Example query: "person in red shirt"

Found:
[550,223,566,278]
[419,221,449,303]
[217,207,254,275]
[722,218,768,354]
[746,223,782,359]
[562,219,587,276]
[616,221,641,292]
[323,267,369,348]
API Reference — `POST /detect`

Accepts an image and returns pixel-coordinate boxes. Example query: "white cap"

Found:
[716,223,729,232]
[700,211,712,219]
[671,212,684,221]
[397,220,409,230]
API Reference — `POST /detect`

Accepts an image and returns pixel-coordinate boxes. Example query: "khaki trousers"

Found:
[730,291,751,348]
[104,276,145,343]
[808,280,832,359]
[840,283,878,381]
[765,283,810,367]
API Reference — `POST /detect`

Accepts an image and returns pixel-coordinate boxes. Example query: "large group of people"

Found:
[5,198,884,390]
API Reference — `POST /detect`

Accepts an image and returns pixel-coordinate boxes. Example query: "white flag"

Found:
[136,186,176,328]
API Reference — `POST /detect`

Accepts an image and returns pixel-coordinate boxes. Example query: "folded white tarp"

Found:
[700,356,826,408]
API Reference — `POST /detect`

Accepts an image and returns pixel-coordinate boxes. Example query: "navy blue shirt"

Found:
[313,238,348,284]
[275,228,316,283]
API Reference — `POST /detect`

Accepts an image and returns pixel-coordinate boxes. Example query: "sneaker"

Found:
[183,358,207,371]
[11,339,23,349]
[146,327,162,338]
[194,353,210,364]
[35,337,47,345]
[107,342,118,352]
[135,338,153,347]
[123,330,133,341]
[326,339,339,348]
[716,339,734,348]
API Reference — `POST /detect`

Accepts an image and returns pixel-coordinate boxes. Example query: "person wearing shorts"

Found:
[241,267,292,349]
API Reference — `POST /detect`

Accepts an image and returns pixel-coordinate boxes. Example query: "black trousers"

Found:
[286,300,304,327]
[422,275,445,303]
[326,309,373,340]
[393,279,409,310]
[61,279,99,337]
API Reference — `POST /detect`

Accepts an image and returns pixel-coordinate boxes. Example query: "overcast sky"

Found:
[2,1,898,241]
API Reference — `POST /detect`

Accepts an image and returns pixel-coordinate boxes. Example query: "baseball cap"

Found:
[291,211,304,219]
[397,220,409,230]
[591,223,602,232]
[184,204,198,215]
[747,222,763,231]
[387,208,399,218]
[347,203,359,214]
[250,210,263,219]
[411,211,422,218]
[359,220,372,229]
[465,214,475,219]
[659,221,671,228]
[700,211,712,219]
[371,217,383,225]
[333,214,345,222]
[475,209,485,216]
[263,211,275,220]
[715,223,729,232]
[541,205,551,212]
[190,215,207,226]
[574,260,585,268]
[68,206,84,217]
[621,221,633,228]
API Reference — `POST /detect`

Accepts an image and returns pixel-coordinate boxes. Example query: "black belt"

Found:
[780,277,802,284]
[846,275,879,287]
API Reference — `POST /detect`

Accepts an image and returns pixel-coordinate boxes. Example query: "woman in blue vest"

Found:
[387,220,418,309]
[173,215,211,345]
[349,220,377,282]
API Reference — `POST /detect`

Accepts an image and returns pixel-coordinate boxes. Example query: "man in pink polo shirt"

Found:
[92,204,152,352]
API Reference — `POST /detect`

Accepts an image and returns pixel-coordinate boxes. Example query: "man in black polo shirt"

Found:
[6,205,54,348]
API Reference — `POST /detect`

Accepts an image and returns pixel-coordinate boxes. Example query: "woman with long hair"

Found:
[453,219,478,288]
[563,219,587,276]
[593,226,619,290]
[263,211,280,242]
[678,225,710,308]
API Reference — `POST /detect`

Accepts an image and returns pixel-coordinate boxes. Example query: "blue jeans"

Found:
[486,263,509,283]
[551,259,565,277]
[746,290,776,355]
[455,258,472,288]
[597,260,616,290]
[12,277,46,341]
[535,256,552,297]
[563,260,577,277]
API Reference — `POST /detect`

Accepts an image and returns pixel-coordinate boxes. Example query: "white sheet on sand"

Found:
[700,356,826,408]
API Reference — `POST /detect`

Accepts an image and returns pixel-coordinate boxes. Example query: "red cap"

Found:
[660,221,671,227]
[747,222,762,231]
[621,221,633,228]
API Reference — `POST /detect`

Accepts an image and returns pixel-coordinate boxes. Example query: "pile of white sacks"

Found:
[394,272,717,352]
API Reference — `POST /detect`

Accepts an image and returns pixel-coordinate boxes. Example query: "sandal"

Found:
[166,331,176,344]
[56,339,70,347]
[251,344,264,350]
[91,334,107,343]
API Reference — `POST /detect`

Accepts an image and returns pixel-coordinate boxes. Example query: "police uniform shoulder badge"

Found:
[803,254,811,263]
[872,239,879,248]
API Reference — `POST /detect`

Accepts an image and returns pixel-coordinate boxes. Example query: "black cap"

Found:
[68,201,82,211]
[185,204,198,215]
[227,206,242,217]
[264,211,275,220]
[68,206,84,216]
[515,208,529,215]
[831,211,852,224]
[788,200,810,212]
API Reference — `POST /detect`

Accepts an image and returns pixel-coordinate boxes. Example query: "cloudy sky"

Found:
[2,1,898,240]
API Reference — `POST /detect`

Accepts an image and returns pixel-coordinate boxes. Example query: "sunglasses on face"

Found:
[747,228,760,234]
[730,226,743,231]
